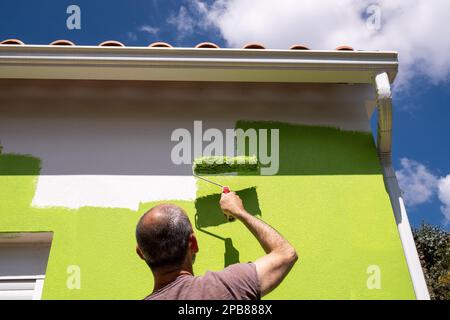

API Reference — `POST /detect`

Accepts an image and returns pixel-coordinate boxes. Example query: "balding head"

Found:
[136,204,193,270]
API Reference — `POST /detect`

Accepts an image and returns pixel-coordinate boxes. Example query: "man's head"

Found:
[135,204,198,271]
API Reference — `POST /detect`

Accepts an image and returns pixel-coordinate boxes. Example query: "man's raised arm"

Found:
[220,192,298,297]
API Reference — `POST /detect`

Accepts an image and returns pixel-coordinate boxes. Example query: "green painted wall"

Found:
[0,122,415,299]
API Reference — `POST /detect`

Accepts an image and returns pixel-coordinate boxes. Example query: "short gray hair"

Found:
[136,204,193,269]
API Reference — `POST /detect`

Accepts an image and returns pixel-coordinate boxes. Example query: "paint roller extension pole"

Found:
[193,173,233,220]
[193,174,231,194]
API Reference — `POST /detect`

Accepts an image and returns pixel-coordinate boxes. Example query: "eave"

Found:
[0,45,397,84]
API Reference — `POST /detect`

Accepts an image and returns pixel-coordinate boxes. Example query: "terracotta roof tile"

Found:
[1,39,24,45]
[289,44,310,50]
[148,41,172,48]
[98,40,125,47]
[49,40,75,46]
[195,42,220,48]
[243,43,266,49]
[335,45,354,51]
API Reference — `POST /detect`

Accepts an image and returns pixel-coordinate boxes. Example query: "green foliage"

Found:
[413,223,450,300]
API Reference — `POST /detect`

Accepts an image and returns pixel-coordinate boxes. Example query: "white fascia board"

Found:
[0,45,397,84]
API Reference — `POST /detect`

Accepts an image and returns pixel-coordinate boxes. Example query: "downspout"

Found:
[374,72,430,300]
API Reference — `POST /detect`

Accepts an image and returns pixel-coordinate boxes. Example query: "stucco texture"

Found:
[0,121,415,299]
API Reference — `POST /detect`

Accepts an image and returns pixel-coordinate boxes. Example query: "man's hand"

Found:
[220,192,247,219]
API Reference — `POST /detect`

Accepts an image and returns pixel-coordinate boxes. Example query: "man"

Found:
[136,192,298,300]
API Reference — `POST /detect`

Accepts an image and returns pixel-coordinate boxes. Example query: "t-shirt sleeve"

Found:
[212,262,260,300]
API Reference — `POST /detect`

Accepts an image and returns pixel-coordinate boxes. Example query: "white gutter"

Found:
[374,72,430,300]
[0,45,397,83]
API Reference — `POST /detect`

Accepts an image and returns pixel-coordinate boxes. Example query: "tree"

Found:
[413,223,450,300]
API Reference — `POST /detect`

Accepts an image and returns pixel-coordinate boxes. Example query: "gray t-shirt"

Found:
[145,263,260,300]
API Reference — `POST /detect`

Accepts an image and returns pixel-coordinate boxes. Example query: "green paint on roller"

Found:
[193,155,259,175]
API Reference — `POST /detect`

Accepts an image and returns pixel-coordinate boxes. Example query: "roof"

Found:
[0,38,356,51]
[0,39,398,84]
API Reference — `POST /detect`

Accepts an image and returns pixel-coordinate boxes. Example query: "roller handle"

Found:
[222,186,235,222]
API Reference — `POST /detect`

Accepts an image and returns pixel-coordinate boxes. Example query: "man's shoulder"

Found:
[205,262,256,276]
[201,262,260,300]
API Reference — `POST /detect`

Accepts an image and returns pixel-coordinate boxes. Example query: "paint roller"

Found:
[193,155,259,221]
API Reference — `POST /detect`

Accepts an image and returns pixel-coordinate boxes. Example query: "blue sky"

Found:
[1,0,449,230]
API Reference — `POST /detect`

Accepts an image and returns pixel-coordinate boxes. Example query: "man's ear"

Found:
[189,233,199,253]
[136,245,145,260]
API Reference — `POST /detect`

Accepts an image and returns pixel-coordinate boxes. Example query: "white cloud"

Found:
[127,25,159,43]
[395,158,450,223]
[188,0,450,88]
[438,175,450,223]
[139,25,159,35]
[396,158,438,206]
[126,32,137,41]
[168,6,196,35]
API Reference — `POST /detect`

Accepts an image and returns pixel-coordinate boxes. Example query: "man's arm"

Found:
[220,192,298,297]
